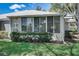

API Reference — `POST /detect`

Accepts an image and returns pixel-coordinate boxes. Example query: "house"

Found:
[64,13,77,31]
[0,10,64,42]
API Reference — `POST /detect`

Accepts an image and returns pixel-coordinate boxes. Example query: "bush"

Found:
[65,30,75,38]
[10,32,52,42]
[0,31,8,39]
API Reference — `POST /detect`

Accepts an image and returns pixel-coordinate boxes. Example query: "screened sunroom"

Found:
[11,16,60,33]
[10,16,64,41]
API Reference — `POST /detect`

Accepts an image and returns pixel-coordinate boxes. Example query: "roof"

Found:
[0,14,9,20]
[0,10,61,20]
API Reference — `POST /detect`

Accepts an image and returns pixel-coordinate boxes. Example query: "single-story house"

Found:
[0,10,64,41]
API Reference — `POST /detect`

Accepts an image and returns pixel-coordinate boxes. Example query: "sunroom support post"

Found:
[32,17,34,32]
[46,16,47,32]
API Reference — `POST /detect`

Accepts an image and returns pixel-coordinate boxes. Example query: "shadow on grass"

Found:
[0,52,8,56]
[43,43,75,56]
[43,43,58,56]
[67,43,75,56]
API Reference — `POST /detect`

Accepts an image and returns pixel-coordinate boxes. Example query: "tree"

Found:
[50,3,64,13]
[35,6,46,11]
[50,3,77,14]
[50,3,78,31]
[35,6,42,11]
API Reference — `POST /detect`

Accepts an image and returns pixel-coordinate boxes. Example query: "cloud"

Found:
[14,9,19,12]
[20,4,26,8]
[9,4,26,11]
[9,4,21,9]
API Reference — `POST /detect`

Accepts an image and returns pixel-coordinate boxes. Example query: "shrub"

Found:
[10,32,52,42]
[65,30,74,39]
[0,31,8,39]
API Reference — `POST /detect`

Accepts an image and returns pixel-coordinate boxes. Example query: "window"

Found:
[13,23,19,32]
[27,18,33,32]
[11,18,19,32]
[39,17,46,32]
[47,16,60,33]
[34,17,46,32]
[34,17,39,32]
[47,16,53,33]
[21,17,33,32]
[54,16,60,33]
[21,17,27,32]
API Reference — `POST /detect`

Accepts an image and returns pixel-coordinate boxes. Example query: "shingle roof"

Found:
[0,10,61,20]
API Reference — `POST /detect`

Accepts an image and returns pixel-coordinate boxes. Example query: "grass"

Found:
[0,41,79,56]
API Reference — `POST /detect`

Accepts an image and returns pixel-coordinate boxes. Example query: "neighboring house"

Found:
[0,10,64,41]
[64,13,77,31]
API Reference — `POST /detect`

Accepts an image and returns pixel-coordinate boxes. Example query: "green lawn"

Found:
[0,41,79,56]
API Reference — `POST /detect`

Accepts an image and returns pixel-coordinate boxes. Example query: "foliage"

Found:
[0,31,9,39]
[36,6,42,11]
[65,30,77,36]
[50,3,78,31]
[10,32,52,42]
[50,3,77,14]
[65,30,75,39]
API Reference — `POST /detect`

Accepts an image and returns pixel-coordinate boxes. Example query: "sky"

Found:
[0,3,51,14]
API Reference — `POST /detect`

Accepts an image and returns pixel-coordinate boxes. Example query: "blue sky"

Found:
[0,3,51,14]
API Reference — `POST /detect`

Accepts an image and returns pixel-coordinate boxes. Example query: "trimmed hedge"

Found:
[10,32,52,42]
